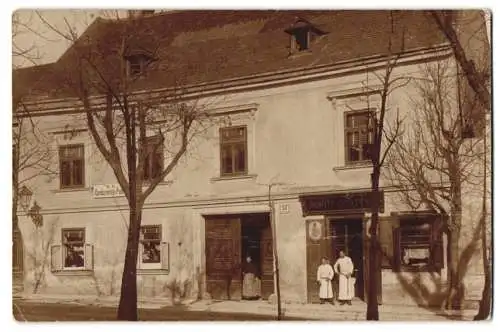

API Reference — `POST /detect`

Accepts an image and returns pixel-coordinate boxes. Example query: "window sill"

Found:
[137,269,170,275]
[52,269,93,276]
[333,163,372,171]
[288,50,313,58]
[51,187,90,193]
[210,174,257,182]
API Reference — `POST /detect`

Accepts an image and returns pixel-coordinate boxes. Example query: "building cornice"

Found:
[19,183,445,216]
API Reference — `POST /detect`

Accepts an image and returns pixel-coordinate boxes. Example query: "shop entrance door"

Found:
[329,218,365,300]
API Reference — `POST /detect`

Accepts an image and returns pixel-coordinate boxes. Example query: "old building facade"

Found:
[13,10,489,306]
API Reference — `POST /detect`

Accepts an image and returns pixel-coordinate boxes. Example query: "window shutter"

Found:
[432,241,444,272]
[84,244,94,271]
[392,228,401,272]
[161,242,169,271]
[51,245,62,272]
[432,219,444,272]
[137,246,142,269]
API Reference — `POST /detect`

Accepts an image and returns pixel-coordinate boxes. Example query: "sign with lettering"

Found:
[92,184,125,199]
[299,191,384,216]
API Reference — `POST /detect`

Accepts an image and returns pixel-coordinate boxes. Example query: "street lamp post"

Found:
[267,183,283,321]
[18,185,32,211]
[18,185,43,228]
[259,178,293,321]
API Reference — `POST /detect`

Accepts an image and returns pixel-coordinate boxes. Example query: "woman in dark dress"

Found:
[242,255,261,300]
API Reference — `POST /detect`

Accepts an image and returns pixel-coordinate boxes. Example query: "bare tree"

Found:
[429,10,491,112]
[428,10,492,319]
[357,13,407,321]
[12,11,43,67]
[387,59,489,311]
[36,11,218,320]
[12,12,59,298]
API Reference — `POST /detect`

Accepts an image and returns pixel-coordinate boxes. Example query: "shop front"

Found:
[300,191,384,304]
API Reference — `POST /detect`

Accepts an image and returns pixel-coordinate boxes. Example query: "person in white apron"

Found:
[333,250,355,305]
[316,257,334,304]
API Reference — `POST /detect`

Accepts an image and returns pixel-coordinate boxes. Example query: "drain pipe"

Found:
[268,183,283,321]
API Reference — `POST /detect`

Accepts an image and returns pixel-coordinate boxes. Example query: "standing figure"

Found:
[242,255,261,300]
[316,257,334,304]
[333,250,355,305]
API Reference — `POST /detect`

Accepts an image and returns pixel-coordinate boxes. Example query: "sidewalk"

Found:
[17,294,477,321]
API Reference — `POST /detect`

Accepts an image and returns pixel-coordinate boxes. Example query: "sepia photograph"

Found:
[10,3,492,323]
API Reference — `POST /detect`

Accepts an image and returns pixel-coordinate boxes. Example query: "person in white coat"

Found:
[316,257,335,305]
[333,250,355,305]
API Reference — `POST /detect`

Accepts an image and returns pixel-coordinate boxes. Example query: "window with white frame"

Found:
[139,225,169,271]
[62,228,85,268]
[51,228,94,273]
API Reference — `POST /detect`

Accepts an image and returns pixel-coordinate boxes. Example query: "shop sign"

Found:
[299,191,384,216]
[92,184,125,198]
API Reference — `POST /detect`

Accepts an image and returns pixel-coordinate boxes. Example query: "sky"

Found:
[12,9,129,68]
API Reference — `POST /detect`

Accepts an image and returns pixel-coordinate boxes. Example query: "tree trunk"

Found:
[445,227,462,310]
[474,235,491,320]
[117,203,142,321]
[366,171,380,321]
[474,194,491,319]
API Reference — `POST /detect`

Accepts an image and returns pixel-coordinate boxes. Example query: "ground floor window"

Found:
[62,228,85,268]
[139,225,169,271]
[393,216,444,272]
[51,228,93,273]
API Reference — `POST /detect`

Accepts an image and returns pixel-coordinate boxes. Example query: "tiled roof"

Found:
[14,10,446,100]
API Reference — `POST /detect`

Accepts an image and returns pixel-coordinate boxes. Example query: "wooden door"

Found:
[205,217,242,300]
[306,218,328,303]
[260,224,274,299]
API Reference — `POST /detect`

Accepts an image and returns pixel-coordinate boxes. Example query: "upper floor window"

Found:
[345,110,374,164]
[59,144,85,189]
[393,217,444,272]
[143,135,164,181]
[220,126,247,176]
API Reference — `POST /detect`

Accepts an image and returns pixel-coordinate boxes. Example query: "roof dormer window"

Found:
[285,17,327,55]
[124,51,155,78]
[293,28,310,51]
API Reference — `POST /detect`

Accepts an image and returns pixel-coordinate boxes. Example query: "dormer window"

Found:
[285,17,327,54]
[294,29,310,51]
[124,52,155,78]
